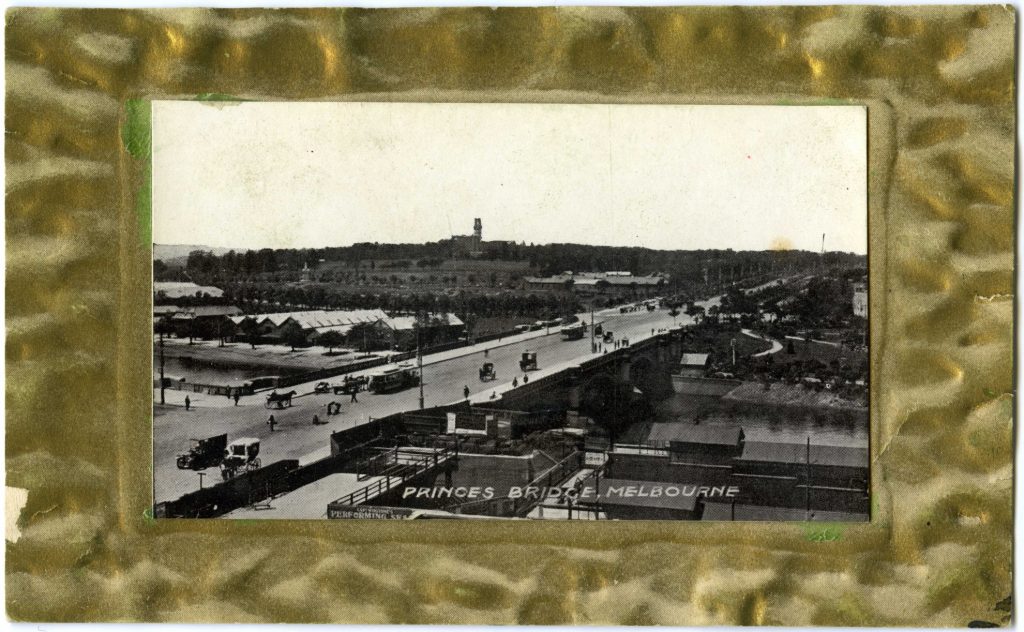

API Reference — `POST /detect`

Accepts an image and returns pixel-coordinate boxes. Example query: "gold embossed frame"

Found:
[5,6,1014,625]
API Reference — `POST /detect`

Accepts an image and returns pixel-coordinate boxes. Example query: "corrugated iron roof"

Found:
[647,423,743,446]
[596,478,699,512]
[737,441,868,468]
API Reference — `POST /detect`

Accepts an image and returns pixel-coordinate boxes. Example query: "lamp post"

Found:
[590,305,596,354]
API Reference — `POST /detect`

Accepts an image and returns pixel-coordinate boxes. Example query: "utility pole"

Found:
[159,329,166,405]
[417,323,424,410]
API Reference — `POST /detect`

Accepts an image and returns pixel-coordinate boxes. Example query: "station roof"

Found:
[229,309,389,329]
[647,423,744,447]
[737,441,868,468]
[596,478,699,512]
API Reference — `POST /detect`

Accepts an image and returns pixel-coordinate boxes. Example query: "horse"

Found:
[265,390,297,408]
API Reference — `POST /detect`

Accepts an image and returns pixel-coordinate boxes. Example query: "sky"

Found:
[152,101,866,254]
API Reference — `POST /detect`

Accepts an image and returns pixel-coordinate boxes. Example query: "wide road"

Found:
[154,300,714,503]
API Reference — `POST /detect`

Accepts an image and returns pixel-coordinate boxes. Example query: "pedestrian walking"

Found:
[267,414,277,432]
[350,388,358,403]
[184,395,190,411]
[463,385,470,399]
[512,377,518,388]
[523,374,529,384]
[233,393,240,406]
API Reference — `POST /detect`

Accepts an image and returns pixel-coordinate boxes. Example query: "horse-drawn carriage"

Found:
[220,437,261,480]
[333,375,368,395]
[265,390,296,408]
[479,362,497,382]
[519,351,538,372]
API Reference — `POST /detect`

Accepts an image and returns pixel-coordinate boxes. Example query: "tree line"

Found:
[157,242,865,289]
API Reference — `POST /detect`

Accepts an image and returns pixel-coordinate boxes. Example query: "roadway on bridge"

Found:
[154,302,710,504]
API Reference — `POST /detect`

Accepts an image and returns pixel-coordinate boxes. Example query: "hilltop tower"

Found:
[471,218,483,256]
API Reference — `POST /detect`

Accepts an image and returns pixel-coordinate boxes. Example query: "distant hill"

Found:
[154,244,239,263]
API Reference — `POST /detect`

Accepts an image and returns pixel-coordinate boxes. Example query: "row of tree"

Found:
[157,243,865,291]
[210,284,581,321]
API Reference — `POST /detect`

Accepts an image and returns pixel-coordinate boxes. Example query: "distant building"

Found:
[164,305,242,339]
[226,309,465,350]
[450,218,484,258]
[229,309,389,345]
[449,218,514,259]
[153,305,179,318]
[524,271,666,298]
[852,282,868,317]
[372,313,466,351]
[154,281,224,300]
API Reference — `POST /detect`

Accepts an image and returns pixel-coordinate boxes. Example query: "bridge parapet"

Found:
[488,330,684,411]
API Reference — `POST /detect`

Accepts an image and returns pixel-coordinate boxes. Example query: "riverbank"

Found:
[723,381,868,410]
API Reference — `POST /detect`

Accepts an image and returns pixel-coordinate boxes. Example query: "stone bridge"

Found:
[493,328,687,417]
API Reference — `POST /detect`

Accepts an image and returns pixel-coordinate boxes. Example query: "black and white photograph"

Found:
[151,101,868,521]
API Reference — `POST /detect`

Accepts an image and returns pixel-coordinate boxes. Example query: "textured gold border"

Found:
[5,6,1014,625]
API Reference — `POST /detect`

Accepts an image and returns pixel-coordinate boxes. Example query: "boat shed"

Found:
[677,353,710,378]
[647,423,745,464]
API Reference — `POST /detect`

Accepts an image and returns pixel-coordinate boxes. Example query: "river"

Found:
[153,354,305,386]
[651,391,869,448]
